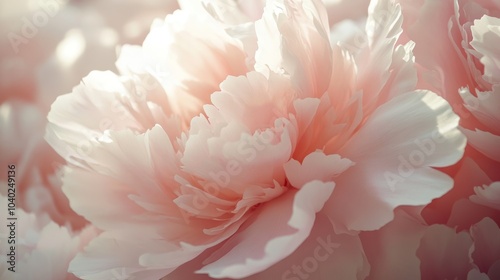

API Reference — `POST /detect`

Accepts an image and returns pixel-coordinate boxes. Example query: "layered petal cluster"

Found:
[458,13,500,164]
[44,0,468,279]
[0,195,98,280]
[1,0,182,230]
[399,0,500,169]
[396,0,500,227]
[360,1,500,276]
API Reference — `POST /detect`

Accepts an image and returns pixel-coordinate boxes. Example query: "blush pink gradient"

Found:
[394,0,500,230]
[44,0,469,279]
[1,0,499,279]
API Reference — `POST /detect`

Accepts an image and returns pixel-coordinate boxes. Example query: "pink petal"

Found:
[462,128,500,162]
[46,71,173,165]
[196,181,335,278]
[459,86,500,135]
[468,269,490,280]
[360,208,426,280]
[117,9,248,123]
[324,90,466,232]
[284,151,354,189]
[167,214,369,280]
[255,0,332,97]
[243,214,369,280]
[470,15,500,85]
[417,224,474,280]
[471,182,500,210]
[356,0,416,115]
[470,217,500,274]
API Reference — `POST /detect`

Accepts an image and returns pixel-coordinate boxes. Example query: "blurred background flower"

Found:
[0,0,178,278]
[0,0,179,108]
[0,0,179,217]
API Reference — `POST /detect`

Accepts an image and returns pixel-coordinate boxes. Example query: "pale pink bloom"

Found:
[47,0,465,279]
[397,0,500,169]
[458,14,500,163]
[1,0,179,229]
[398,0,500,225]
[261,0,464,234]
[47,1,249,278]
[0,194,98,280]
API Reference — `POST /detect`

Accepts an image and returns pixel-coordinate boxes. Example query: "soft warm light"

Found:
[56,29,86,68]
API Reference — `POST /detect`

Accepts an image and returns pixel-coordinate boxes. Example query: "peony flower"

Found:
[458,14,500,165]
[46,0,465,279]
[396,0,500,225]
[0,194,98,280]
[1,2,180,279]
[0,0,180,227]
